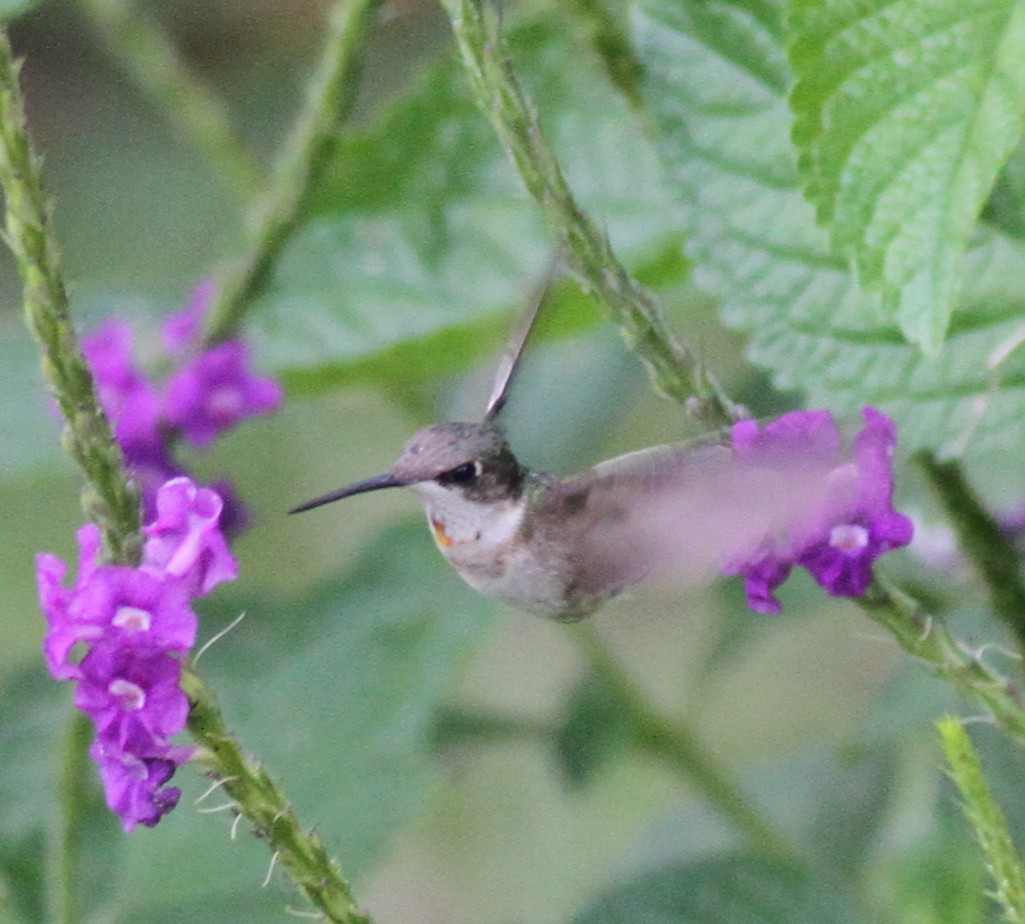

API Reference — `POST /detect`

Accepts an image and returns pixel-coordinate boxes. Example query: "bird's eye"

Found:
[439,461,480,485]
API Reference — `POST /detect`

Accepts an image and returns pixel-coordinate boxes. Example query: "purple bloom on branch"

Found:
[163,278,216,355]
[76,645,190,753]
[725,407,913,613]
[796,408,914,598]
[143,477,238,596]
[38,524,104,679]
[36,476,239,831]
[165,340,283,448]
[82,319,164,457]
[90,744,183,832]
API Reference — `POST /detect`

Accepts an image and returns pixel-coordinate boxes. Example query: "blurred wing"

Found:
[536,442,833,597]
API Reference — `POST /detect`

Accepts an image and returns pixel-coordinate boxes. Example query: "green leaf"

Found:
[554,671,635,787]
[789,0,1025,352]
[633,0,1025,455]
[571,852,863,924]
[71,522,495,922]
[250,19,683,394]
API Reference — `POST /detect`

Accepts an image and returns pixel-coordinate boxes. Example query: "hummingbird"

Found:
[291,262,828,621]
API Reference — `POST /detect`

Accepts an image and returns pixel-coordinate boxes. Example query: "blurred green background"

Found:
[1,2,1017,923]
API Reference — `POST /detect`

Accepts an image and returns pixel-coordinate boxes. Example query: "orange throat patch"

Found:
[431,517,455,548]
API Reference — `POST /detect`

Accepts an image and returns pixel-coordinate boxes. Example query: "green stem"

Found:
[862,579,1025,743]
[0,29,372,922]
[437,0,741,428]
[917,452,1025,653]
[938,717,1025,923]
[571,624,797,863]
[203,0,384,345]
[77,0,262,200]
[0,31,141,566]
[45,711,93,924]
[183,669,372,924]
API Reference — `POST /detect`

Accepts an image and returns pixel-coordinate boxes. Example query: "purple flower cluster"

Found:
[82,282,282,522]
[724,407,914,614]
[37,477,238,831]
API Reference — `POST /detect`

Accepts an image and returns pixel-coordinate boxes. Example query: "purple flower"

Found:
[725,407,914,613]
[69,565,198,653]
[165,340,283,448]
[90,739,186,832]
[163,279,216,356]
[143,477,238,595]
[796,408,914,598]
[724,551,793,616]
[83,319,164,457]
[76,644,190,756]
[39,524,103,679]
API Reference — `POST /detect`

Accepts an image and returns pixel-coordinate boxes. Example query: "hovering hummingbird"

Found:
[291,262,830,621]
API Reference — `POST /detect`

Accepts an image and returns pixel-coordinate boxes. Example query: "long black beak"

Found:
[289,472,405,514]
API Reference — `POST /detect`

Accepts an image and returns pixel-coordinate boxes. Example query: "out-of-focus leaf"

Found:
[571,852,863,924]
[250,20,683,394]
[808,747,896,880]
[0,331,64,479]
[554,671,635,787]
[633,0,1025,457]
[789,0,1025,352]
[115,521,499,920]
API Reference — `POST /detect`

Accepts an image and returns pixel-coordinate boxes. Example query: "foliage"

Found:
[5,0,1025,922]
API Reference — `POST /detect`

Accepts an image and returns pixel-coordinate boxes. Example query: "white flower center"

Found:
[830,523,869,553]
[207,385,244,419]
[108,678,146,711]
[113,605,152,633]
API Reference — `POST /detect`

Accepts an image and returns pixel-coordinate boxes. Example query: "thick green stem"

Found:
[938,717,1025,923]
[0,32,141,565]
[862,579,1025,743]
[77,0,261,200]
[183,669,372,923]
[917,452,1025,654]
[571,624,797,863]
[203,0,384,345]
[437,0,741,428]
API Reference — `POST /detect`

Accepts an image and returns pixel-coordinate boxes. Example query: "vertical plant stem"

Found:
[917,452,1025,653]
[437,0,741,428]
[183,669,372,924]
[938,717,1025,923]
[0,30,373,922]
[203,0,384,345]
[77,0,262,200]
[45,711,93,924]
[0,32,141,565]
[571,623,797,863]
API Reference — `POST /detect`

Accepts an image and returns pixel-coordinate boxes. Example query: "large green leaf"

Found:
[249,21,685,394]
[571,852,863,924]
[633,0,1025,456]
[789,0,1025,352]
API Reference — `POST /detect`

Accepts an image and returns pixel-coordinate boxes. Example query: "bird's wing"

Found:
[534,441,834,598]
